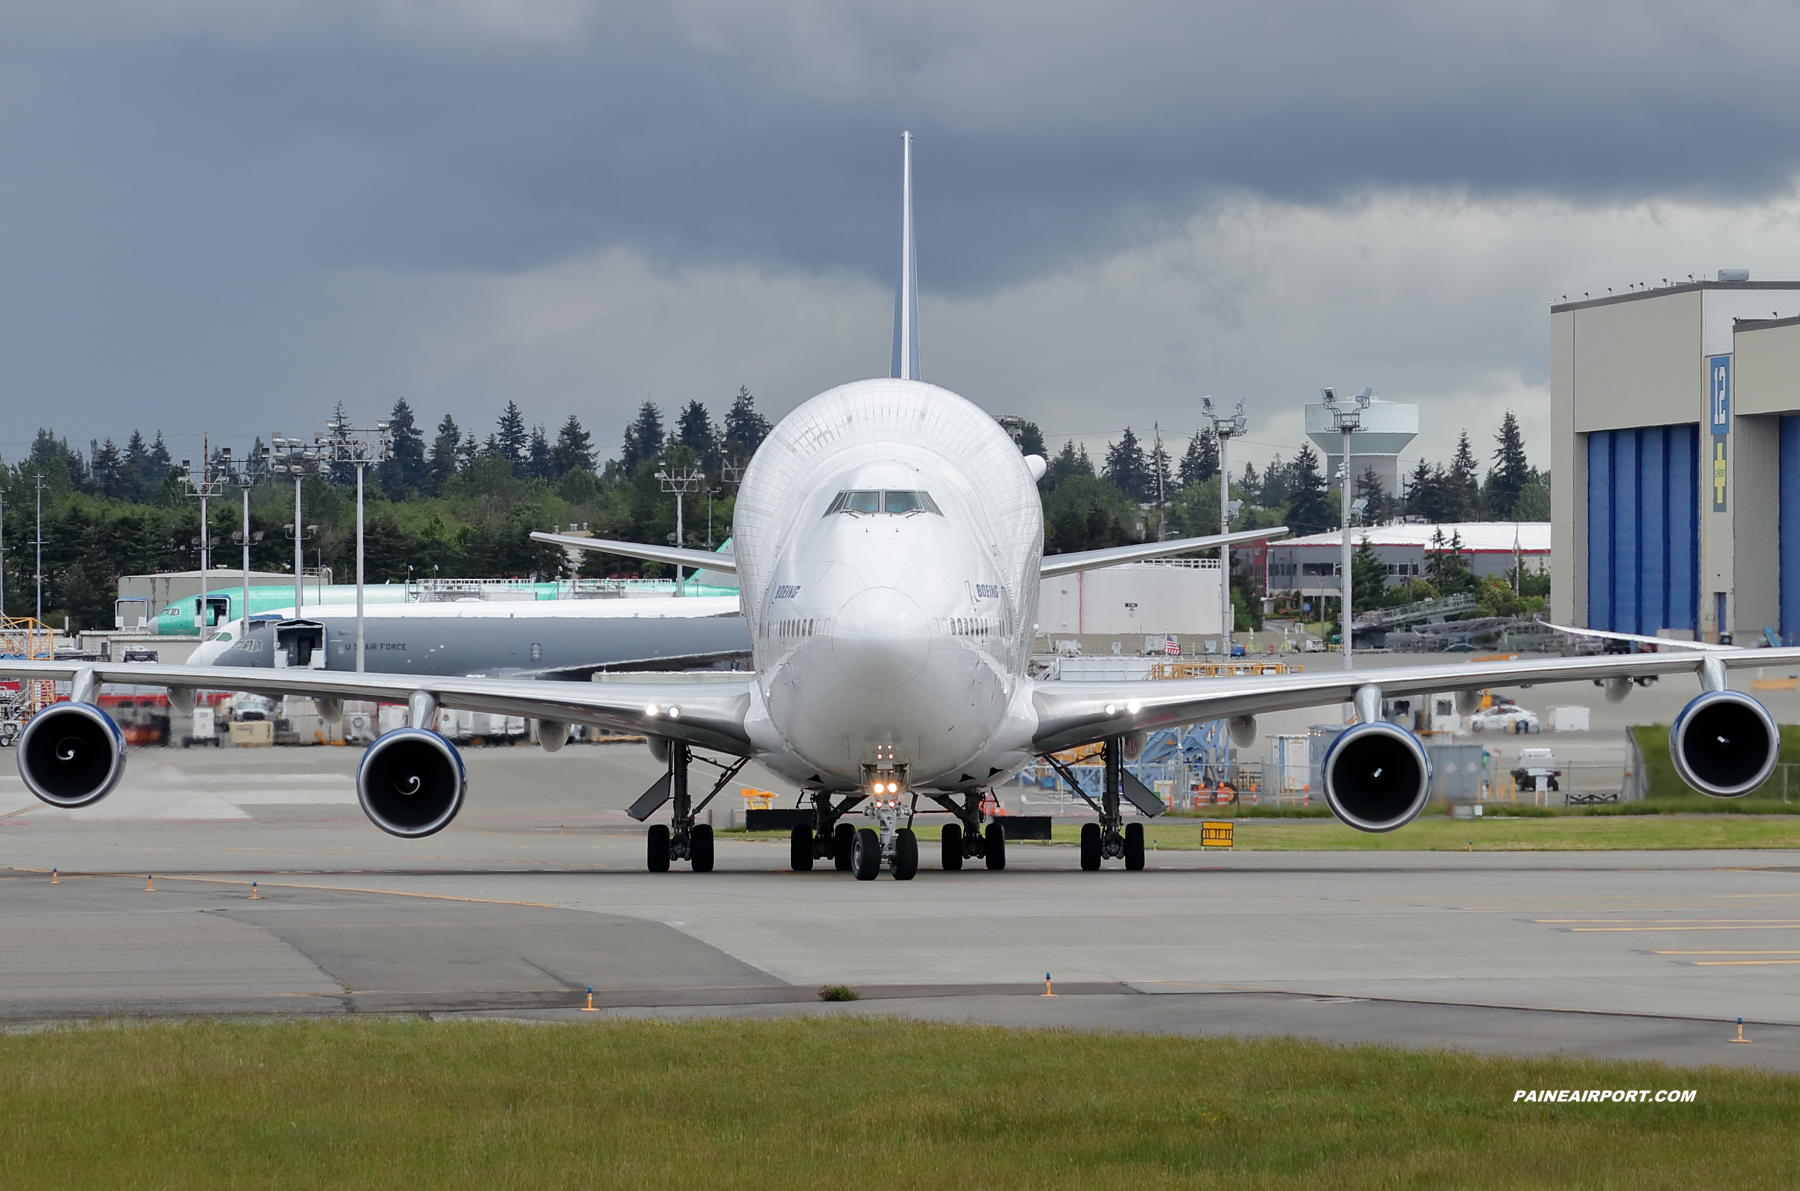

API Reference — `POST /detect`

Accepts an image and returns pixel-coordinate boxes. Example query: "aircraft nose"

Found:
[831,587,929,690]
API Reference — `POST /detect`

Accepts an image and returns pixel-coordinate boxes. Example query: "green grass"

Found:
[2,1018,1794,1188]
[1072,814,1800,851]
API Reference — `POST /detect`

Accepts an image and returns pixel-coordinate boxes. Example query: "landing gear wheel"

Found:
[647,823,671,872]
[790,824,814,872]
[1124,821,1145,871]
[893,828,919,880]
[941,823,963,871]
[690,823,714,873]
[852,827,881,881]
[984,821,1006,871]
[834,822,856,871]
[1079,822,1101,871]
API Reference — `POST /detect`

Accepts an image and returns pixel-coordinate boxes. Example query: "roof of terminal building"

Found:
[1550,279,1800,314]
[1734,313,1800,333]
[1274,522,1550,553]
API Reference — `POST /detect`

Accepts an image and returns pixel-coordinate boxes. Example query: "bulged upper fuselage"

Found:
[736,378,1044,790]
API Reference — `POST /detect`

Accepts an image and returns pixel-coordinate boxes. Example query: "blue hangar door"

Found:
[1781,417,1800,644]
[1586,425,1698,635]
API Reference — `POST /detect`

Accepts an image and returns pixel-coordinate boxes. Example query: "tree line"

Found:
[0,387,775,633]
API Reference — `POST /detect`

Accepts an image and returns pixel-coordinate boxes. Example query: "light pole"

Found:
[656,464,706,595]
[1320,387,1371,672]
[270,436,329,615]
[34,473,45,626]
[1201,398,1247,654]
[316,416,393,671]
[222,446,267,636]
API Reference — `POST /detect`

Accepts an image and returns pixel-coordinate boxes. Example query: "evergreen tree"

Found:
[1425,528,1475,593]
[1354,466,1390,524]
[1040,440,1094,494]
[1178,429,1219,487]
[1447,430,1481,520]
[1351,534,1388,611]
[122,430,150,499]
[623,401,664,474]
[1015,419,1046,458]
[1149,429,1174,508]
[677,400,719,473]
[1238,460,1262,508]
[1257,454,1289,509]
[382,398,427,498]
[1488,410,1532,519]
[90,439,126,500]
[1285,443,1335,535]
[722,386,771,461]
[527,425,552,481]
[427,415,461,494]
[457,432,480,472]
[549,414,594,478]
[1403,458,1441,522]
[1102,427,1149,502]
[147,431,173,479]
[495,400,528,471]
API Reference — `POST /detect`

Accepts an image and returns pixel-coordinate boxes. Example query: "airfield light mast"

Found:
[317,417,394,672]
[1202,398,1247,655]
[1320,387,1371,673]
[270,436,328,615]
[657,465,707,595]
[180,444,227,640]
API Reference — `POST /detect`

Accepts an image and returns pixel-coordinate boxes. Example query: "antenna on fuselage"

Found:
[891,130,920,381]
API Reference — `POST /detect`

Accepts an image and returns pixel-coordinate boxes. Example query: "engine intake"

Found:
[1322,722,1432,833]
[356,728,466,838]
[1670,691,1777,797]
[17,702,126,808]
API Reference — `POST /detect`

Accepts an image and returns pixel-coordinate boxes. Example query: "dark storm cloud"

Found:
[1,0,1797,448]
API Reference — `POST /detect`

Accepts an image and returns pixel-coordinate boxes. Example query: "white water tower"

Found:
[1304,397,1418,495]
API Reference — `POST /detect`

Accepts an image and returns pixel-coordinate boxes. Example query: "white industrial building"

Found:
[1264,523,1549,598]
[1551,273,1800,642]
[1035,559,1223,636]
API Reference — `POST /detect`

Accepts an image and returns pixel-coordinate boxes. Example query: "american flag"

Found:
[1163,634,1181,656]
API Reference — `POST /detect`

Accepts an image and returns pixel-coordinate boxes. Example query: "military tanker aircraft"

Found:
[4,133,1789,879]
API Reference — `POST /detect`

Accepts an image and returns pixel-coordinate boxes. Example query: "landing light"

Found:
[668,706,682,720]
[1126,700,1141,715]
[644,703,660,717]
[1103,703,1116,716]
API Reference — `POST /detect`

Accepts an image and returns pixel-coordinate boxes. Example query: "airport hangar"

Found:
[1551,272,1800,644]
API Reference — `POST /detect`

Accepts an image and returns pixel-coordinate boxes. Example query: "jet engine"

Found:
[356,727,466,838]
[17,702,127,808]
[1321,722,1432,833]
[1669,691,1778,797]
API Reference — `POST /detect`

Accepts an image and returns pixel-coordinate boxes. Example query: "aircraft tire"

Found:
[1124,822,1145,871]
[852,828,881,881]
[647,824,671,873]
[790,825,814,872]
[984,822,1006,871]
[691,824,715,873]
[1079,823,1101,871]
[834,823,856,871]
[941,823,963,871]
[893,828,918,880]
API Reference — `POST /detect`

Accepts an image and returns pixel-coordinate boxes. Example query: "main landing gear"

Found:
[1045,736,1163,872]
[789,790,869,874]
[628,742,747,873]
[938,791,1006,872]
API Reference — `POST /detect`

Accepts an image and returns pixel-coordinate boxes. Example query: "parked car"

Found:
[1470,705,1540,734]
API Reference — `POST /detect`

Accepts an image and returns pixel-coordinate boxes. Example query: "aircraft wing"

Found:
[1537,619,1730,652]
[530,532,737,575]
[0,661,753,755]
[1039,527,1287,579]
[1029,648,1800,754]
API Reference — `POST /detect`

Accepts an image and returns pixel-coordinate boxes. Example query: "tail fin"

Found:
[891,130,919,381]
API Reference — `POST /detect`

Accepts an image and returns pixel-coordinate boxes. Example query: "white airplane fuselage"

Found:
[737,377,1044,791]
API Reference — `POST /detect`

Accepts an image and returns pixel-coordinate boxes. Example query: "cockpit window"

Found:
[826,490,941,517]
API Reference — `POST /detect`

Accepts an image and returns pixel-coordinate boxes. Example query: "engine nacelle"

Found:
[1669,691,1777,798]
[532,719,570,753]
[356,728,466,838]
[17,702,126,809]
[1322,721,1432,833]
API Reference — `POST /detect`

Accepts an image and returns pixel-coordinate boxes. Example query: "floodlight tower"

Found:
[316,416,394,672]
[179,443,227,639]
[269,436,329,614]
[1201,397,1248,653]
[1320,387,1371,672]
[656,464,707,595]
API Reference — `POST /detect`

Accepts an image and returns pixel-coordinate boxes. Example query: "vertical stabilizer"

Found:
[891,131,920,381]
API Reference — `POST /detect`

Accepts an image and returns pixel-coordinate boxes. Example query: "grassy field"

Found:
[1056,814,1800,851]
[3,1018,1794,1189]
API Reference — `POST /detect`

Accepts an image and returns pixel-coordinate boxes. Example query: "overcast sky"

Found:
[7,1,1800,479]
